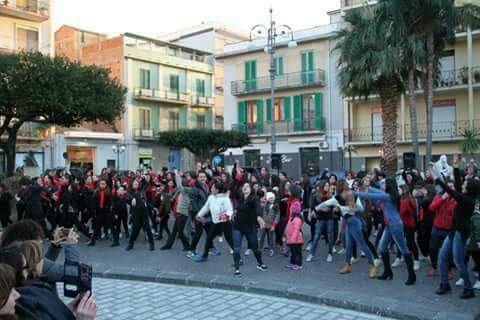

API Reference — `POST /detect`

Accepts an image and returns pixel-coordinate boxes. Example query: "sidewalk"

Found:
[75,238,479,320]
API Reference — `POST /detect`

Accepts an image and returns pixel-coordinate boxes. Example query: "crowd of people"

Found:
[1,155,480,317]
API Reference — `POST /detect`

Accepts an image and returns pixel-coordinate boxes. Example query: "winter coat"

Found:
[400,198,416,229]
[429,195,456,231]
[262,203,280,228]
[285,215,304,244]
[197,193,233,224]
[234,195,259,233]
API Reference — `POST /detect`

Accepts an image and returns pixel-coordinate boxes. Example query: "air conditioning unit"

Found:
[320,141,329,149]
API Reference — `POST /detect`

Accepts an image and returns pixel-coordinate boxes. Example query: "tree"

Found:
[0,51,126,176]
[158,129,250,162]
[336,6,404,176]
[460,128,480,159]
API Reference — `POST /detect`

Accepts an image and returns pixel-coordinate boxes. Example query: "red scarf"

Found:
[99,190,105,209]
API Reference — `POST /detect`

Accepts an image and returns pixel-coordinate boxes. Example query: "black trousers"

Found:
[129,213,154,246]
[201,222,234,258]
[275,220,287,246]
[93,208,111,239]
[112,212,128,242]
[164,215,190,249]
[159,215,171,238]
[289,244,303,266]
[405,227,419,260]
[190,220,212,252]
[0,213,11,228]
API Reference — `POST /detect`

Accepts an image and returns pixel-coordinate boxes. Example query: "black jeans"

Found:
[164,215,190,250]
[289,244,303,266]
[233,227,263,269]
[93,208,110,240]
[190,220,212,252]
[275,220,287,246]
[201,222,234,258]
[129,212,154,246]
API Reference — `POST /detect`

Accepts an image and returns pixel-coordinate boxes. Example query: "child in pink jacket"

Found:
[285,186,304,270]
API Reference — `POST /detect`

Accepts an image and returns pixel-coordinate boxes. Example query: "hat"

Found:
[266,192,276,202]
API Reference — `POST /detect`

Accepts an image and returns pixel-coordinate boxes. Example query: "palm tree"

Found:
[335,7,404,177]
[460,128,480,159]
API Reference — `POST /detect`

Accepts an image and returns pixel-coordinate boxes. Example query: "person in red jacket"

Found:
[426,181,457,277]
[399,185,420,270]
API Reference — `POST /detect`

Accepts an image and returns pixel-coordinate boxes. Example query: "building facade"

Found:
[55,27,215,173]
[219,24,345,180]
[334,1,480,172]
[0,0,52,174]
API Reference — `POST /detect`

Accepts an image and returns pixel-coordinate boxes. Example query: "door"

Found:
[439,52,455,85]
[301,51,315,84]
[432,105,456,138]
[371,112,383,141]
[300,147,320,177]
[168,149,181,171]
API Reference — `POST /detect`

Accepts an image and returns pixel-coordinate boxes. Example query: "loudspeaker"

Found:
[403,152,416,169]
[271,154,282,170]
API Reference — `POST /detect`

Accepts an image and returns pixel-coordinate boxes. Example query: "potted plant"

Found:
[459,66,469,85]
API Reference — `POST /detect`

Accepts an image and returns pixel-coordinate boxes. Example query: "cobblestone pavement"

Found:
[63,278,394,320]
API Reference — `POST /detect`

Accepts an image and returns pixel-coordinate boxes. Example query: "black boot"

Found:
[125,243,134,251]
[460,289,475,299]
[436,283,452,295]
[87,238,96,246]
[149,242,155,251]
[110,240,119,247]
[404,253,416,286]
[377,252,393,280]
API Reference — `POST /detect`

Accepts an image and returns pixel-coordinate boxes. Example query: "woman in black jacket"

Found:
[126,180,155,251]
[24,177,51,237]
[88,180,112,246]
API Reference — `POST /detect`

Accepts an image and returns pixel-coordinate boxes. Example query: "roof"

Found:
[123,32,213,55]
[216,22,347,60]
[158,21,249,43]
[56,25,107,37]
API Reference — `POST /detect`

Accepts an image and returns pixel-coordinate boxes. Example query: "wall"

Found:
[0,14,50,54]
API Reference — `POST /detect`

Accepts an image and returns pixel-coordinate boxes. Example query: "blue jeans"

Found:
[310,219,334,256]
[345,215,374,265]
[439,231,471,289]
[378,222,409,255]
[233,228,263,269]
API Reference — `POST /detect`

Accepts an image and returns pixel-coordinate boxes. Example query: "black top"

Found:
[234,195,259,233]
[0,191,12,217]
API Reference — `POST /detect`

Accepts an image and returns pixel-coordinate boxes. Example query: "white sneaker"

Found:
[473,280,480,290]
[230,249,234,255]
[419,255,429,261]
[306,243,312,252]
[455,278,464,287]
[218,236,224,243]
[374,258,382,267]
[414,260,421,271]
[306,254,314,262]
[336,248,345,255]
[245,249,252,256]
[392,257,403,268]
[332,247,337,254]
[360,251,366,257]
[350,257,359,264]
[326,254,333,263]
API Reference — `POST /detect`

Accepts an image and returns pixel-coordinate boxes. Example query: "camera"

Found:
[63,261,92,298]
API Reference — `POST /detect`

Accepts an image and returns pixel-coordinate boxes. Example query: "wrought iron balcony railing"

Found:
[231,69,326,96]
[232,117,325,136]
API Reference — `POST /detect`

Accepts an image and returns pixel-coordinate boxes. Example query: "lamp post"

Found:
[112,143,126,171]
[249,8,297,164]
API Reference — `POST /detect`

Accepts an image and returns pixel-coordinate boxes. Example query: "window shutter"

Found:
[283,96,291,121]
[238,101,246,132]
[179,109,187,129]
[256,99,264,134]
[205,110,213,129]
[293,95,303,132]
[278,56,284,75]
[314,93,323,130]
[266,98,272,122]
[308,51,314,71]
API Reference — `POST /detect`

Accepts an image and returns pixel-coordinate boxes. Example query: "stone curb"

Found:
[92,270,474,320]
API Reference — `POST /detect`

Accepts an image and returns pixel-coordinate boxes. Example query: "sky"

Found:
[53,0,340,37]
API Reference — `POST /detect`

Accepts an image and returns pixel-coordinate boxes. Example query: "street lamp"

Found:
[112,143,126,171]
[249,8,297,167]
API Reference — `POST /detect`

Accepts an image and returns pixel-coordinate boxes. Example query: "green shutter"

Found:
[170,75,179,92]
[293,95,303,132]
[308,52,314,71]
[278,56,284,76]
[256,99,264,134]
[238,101,246,132]
[314,93,323,130]
[301,53,307,83]
[179,109,187,129]
[283,96,291,121]
[205,110,213,129]
[266,98,272,122]
[245,60,257,92]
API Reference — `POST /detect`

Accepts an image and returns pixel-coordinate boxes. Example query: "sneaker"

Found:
[292,265,303,270]
[456,278,464,286]
[269,249,274,257]
[285,264,295,269]
[350,257,359,264]
[257,264,268,271]
[473,280,480,290]
[326,254,333,263]
[360,251,366,258]
[245,249,252,256]
[426,267,437,277]
[306,243,312,252]
[186,251,195,258]
[414,260,421,271]
[392,257,403,268]
[336,248,345,255]
[234,269,241,276]
[332,247,337,254]
[192,255,206,263]
[374,258,382,267]
[209,248,221,256]
[306,254,314,262]
[419,255,429,261]
[218,236,224,243]
[230,249,234,255]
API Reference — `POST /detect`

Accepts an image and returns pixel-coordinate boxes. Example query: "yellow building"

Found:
[0,0,52,173]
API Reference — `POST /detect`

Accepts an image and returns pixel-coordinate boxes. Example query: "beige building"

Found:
[332,0,480,171]
[0,0,53,173]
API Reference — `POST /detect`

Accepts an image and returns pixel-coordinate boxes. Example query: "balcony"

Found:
[345,120,473,144]
[0,0,49,22]
[191,95,214,107]
[432,66,480,90]
[231,69,326,96]
[232,117,325,136]
[134,88,189,105]
[132,128,159,141]
[341,0,377,9]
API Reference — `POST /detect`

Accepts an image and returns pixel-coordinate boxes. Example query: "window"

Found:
[196,79,206,97]
[432,100,456,138]
[439,51,455,85]
[302,94,315,130]
[274,98,284,122]
[244,60,257,91]
[139,109,151,130]
[196,115,206,129]
[371,111,382,141]
[301,51,315,84]
[140,69,151,89]
[244,150,260,168]
[168,47,178,57]
[107,159,116,169]
[246,101,257,124]
[274,56,284,76]
[170,75,180,92]
[16,27,39,51]
[168,112,180,131]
